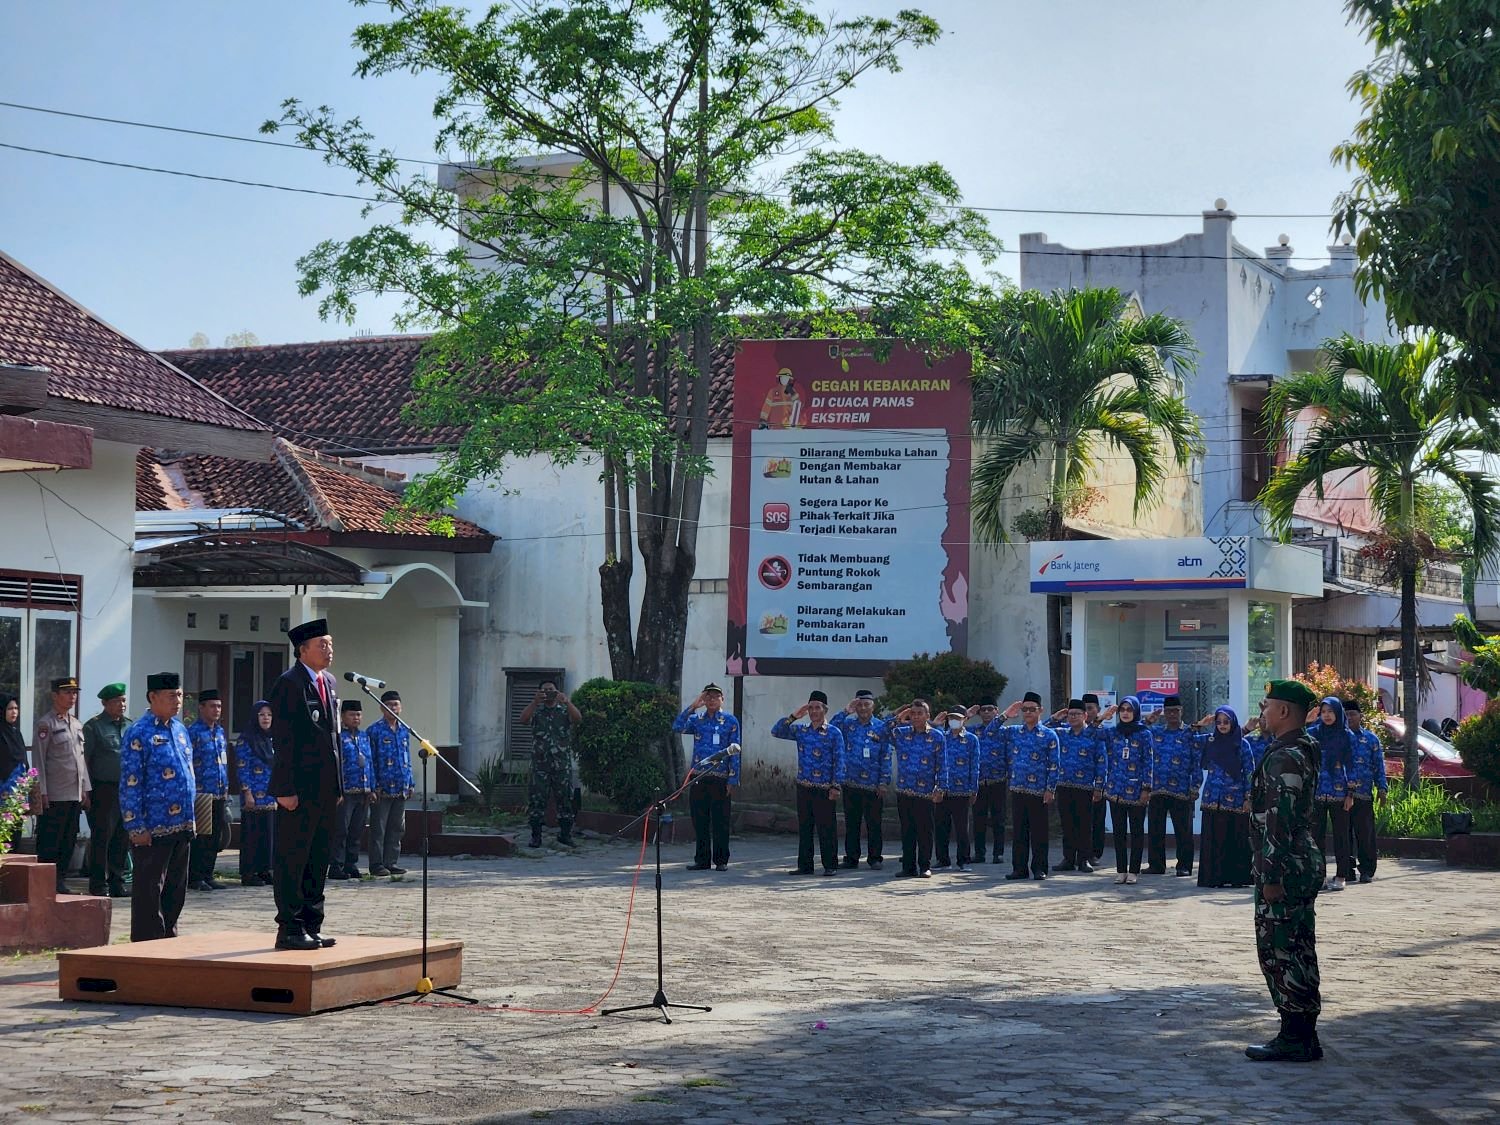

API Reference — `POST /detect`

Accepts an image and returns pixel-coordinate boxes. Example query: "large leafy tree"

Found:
[267,0,999,785]
[970,287,1202,708]
[1260,334,1500,780]
[1334,0,1500,401]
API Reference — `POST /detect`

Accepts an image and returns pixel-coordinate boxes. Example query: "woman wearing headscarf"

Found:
[1309,697,1355,891]
[1101,696,1155,885]
[234,701,277,886]
[1193,707,1257,888]
[0,694,27,794]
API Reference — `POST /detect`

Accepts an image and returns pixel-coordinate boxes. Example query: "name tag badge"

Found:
[712,733,720,747]
[1122,748,1130,761]
[863,747,871,759]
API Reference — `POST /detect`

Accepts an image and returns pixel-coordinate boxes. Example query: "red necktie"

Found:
[315,671,328,713]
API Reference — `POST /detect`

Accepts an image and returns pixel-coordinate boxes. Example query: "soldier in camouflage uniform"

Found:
[520,681,581,849]
[1246,678,1325,1063]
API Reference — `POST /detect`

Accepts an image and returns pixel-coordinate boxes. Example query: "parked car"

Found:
[1381,716,1475,782]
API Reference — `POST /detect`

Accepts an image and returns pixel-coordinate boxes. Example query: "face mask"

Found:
[948,718,963,730]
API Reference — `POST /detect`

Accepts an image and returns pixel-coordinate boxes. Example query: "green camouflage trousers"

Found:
[527,752,575,830]
[1254,888,1322,1015]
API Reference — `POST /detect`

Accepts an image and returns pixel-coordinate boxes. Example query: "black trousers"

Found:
[240,807,275,878]
[1011,791,1049,876]
[331,793,370,871]
[935,794,974,865]
[1056,786,1096,866]
[1148,794,1196,873]
[1091,796,1109,860]
[1111,800,1147,873]
[131,830,192,941]
[1199,807,1252,887]
[1350,798,1377,879]
[273,797,337,937]
[973,781,1007,860]
[1316,800,1355,880]
[189,797,227,884]
[36,800,82,887]
[86,783,130,891]
[689,777,732,866]
[897,794,936,874]
[796,786,838,872]
[841,786,883,863]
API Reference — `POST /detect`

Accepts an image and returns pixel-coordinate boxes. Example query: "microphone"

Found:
[696,742,742,770]
[343,670,388,689]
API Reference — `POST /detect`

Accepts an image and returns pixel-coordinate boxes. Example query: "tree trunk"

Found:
[1400,560,1422,784]
[634,542,694,789]
[1045,452,1068,710]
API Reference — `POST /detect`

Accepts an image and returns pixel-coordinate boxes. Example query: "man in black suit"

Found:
[267,618,343,951]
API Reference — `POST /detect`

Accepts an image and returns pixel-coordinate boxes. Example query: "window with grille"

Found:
[0,569,81,736]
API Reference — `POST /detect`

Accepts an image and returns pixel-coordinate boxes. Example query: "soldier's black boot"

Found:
[528,826,543,848]
[557,824,576,848]
[1245,1013,1295,1061]
[1246,1012,1322,1062]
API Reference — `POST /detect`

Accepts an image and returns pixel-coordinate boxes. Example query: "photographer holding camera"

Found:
[519,681,582,849]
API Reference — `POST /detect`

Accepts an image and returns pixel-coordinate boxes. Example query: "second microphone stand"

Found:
[360,681,482,1005]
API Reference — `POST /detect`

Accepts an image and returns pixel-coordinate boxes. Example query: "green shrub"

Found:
[879,652,1008,715]
[1374,778,1467,839]
[1453,699,1500,790]
[572,678,675,813]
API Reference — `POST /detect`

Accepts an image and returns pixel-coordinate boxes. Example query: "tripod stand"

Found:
[601,800,711,1024]
[359,682,481,1005]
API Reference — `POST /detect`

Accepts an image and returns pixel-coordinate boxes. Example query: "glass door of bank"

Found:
[1085,598,1230,717]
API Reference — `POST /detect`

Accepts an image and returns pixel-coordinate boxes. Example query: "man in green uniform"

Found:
[1246,679,1325,1062]
[82,683,132,897]
[519,681,581,849]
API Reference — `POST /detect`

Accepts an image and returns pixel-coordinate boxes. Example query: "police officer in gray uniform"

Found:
[34,675,91,894]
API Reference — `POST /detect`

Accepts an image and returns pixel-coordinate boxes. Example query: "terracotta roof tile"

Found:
[138,440,495,545]
[0,252,268,433]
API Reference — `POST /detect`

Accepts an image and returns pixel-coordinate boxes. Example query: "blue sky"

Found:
[0,0,1376,351]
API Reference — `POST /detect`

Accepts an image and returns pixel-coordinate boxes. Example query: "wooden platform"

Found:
[57,931,463,1015]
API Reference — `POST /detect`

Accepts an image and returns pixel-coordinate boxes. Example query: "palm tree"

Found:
[971,287,1202,707]
[1260,334,1500,781]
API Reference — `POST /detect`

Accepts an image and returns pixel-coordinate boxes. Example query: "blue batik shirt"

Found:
[339,728,375,793]
[940,727,980,796]
[1346,726,1387,800]
[884,725,946,797]
[1056,725,1106,791]
[187,719,228,797]
[369,719,414,797]
[1102,726,1155,805]
[235,736,276,810]
[771,717,846,787]
[1002,723,1060,796]
[120,712,196,838]
[832,713,889,790]
[1193,733,1256,811]
[672,707,742,784]
[975,718,1010,784]
[1150,724,1201,799]
[1247,730,1272,767]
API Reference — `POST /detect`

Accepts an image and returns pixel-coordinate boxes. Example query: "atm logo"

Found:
[1177,556,1203,567]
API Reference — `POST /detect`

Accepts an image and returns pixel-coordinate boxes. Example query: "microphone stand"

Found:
[602,780,717,1024]
[358,679,481,1005]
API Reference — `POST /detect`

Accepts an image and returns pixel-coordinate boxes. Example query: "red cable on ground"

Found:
[398,770,700,1016]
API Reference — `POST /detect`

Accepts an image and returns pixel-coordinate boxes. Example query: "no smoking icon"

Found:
[758,556,791,590]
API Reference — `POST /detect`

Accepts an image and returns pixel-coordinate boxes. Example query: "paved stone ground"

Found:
[2,832,1498,1124]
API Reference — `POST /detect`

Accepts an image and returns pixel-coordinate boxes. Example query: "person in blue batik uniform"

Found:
[773,691,846,876]
[1193,706,1257,888]
[330,699,375,880]
[1144,694,1201,877]
[998,691,1059,881]
[187,689,230,892]
[1309,696,1356,891]
[833,689,889,869]
[1054,698,1106,873]
[969,700,1008,864]
[120,672,197,941]
[235,701,277,886]
[673,683,741,871]
[1102,696,1155,884]
[881,699,946,878]
[368,690,414,879]
[934,706,980,870]
[1343,699,1386,883]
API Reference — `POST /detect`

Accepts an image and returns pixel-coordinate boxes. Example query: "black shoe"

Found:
[934,860,951,869]
[956,863,970,872]
[991,854,1004,864]
[208,879,227,890]
[306,932,337,948]
[822,868,837,877]
[919,869,933,878]
[258,871,274,884]
[387,865,407,875]
[88,885,108,897]
[190,880,214,892]
[841,857,860,869]
[1078,861,1097,874]
[894,868,918,878]
[240,875,265,887]
[1358,874,1374,884]
[327,867,350,881]
[715,863,727,871]
[345,867,364,879]
[1145,866,1168,876]
[370,866,392,877]
[1005,871,1028,881]
[1055,861,1077,872]
[785,868,814,876]
[557,832,576,848]
[685,862,712,871]
[275,932,320,951]
[868,859,884,869]
[527,831,543,848]
[109,882,130,897]
[1032,871,1048,880]
[1245,1023,1322,1062]
[1176,869,1192,878]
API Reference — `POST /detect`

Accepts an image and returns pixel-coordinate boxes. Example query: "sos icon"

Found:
[762,502,791,531]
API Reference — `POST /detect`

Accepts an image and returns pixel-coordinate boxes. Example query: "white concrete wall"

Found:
[0,439,136,732]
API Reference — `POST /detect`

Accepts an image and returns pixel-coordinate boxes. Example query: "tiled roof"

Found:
[0,252,268,433]
[160,330,744,454]
[137,441,495,546]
